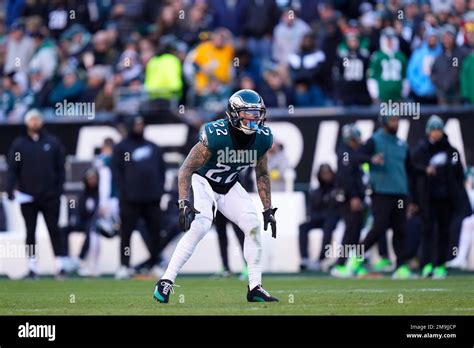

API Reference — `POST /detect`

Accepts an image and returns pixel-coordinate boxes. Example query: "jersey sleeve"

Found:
[199,123,216,152]
[259,126,273,157]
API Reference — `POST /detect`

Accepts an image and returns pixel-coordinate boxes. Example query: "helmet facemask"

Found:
[233,109,265,134]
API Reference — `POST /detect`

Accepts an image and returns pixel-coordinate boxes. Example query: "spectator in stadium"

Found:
[28,29,58,80]
[80,65,108,103]
[48,66,85,105]
[460,11,474,51]
[151,4,184,42]
[299,164,339,272]
[367,27,409,103]
[407,27,442,104]
[59,24,91,59]
[460,51,474,104]
[109,0,156,45]
[144,40,183,100]
[114,38,142,88]
[272,7,312,65]
[412,115,472,278]
[1,72,30,120]
[82,30,118,69]
[236,74,257,92]
[208,0,248,37]
[6,109,66,278]
[241,0,280,61]
[185,28,234,98]
[196,77,231,115]
[259,67,293,108]
[180,2,213,48]
[111,115,166,279]
[234,48,262,86]
[289,32,328,106]
[94,79,115,112]
[352,114,416,279]
[4,21,34,74]
[333,28,371,106]
[431,25,469,105]
[398,0,423,47]
[330,124,366,278]
[317,7,344,99]
[25,67,55,109]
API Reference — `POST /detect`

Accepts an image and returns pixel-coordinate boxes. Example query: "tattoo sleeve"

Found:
[255,153,272,210]
[178,142,212,200]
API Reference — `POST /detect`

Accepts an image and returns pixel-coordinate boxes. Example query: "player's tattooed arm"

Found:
[255,153,272,210]
[178,142,212,200]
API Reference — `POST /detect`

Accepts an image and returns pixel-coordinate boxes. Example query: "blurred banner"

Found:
[1,106,473,191]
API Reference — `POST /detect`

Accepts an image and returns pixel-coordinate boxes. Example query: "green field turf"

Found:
[1,275,473,315]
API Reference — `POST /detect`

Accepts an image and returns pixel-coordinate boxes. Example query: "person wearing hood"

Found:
[412,115,472,279]
[431,25,469,105]
[298,164,340,271]
[6,109,66,278]
[367,27,409,103]
[407,27,443,104]
[111,115,166,279]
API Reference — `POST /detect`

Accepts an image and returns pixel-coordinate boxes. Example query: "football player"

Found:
[153,89,279,303]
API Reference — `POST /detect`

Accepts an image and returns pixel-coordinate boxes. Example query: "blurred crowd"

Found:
[2,0,474,122]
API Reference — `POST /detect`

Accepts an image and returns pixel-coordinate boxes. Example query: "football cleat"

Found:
[247,285,279,302]
[422,263,433,278]
[153,279,175,303]
[432,266,447,280]
[330,265,353,278]
[373,258,393,272]
[392,265,414,279]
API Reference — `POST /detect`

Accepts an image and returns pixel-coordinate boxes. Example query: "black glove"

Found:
[263,207,277,239]
[177,199,200,232]
[7,191,15,201]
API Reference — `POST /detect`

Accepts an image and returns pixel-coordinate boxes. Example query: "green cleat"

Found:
[373,258,393,272]
[347,256,364,272]
[432,266,447,280]
[392,265,413,279]
[355,265,369,278]
[330,265,353,278]
[422,263,433,278]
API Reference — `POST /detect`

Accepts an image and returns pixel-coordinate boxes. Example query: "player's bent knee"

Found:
[190,216,213,235]
[239,213,261,236]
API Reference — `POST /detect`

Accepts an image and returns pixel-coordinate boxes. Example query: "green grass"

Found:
[1,275,473,315]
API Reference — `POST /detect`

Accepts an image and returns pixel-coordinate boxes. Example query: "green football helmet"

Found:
[226,89,266,134]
